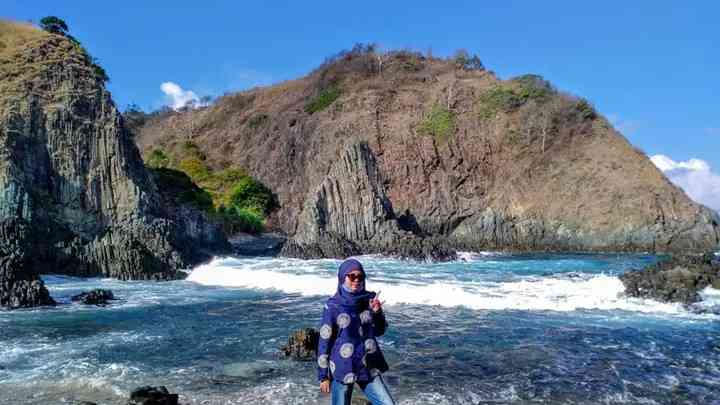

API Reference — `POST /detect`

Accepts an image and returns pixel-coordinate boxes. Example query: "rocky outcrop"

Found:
[136,46,720,258]
[0,22,228,308]
[71,288,114,305]
[127,386,179,405]
[620,253,720,304]
[280,142,456,260]
[281,328,319,360]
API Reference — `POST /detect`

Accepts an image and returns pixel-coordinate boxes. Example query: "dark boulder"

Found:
[127,386,179,405]
[281,328,319,360]
[620,253,720,304]
[71,289,115,306]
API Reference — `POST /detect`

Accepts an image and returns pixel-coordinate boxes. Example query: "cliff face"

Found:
[0,21,228,308]
[136,50,720,258]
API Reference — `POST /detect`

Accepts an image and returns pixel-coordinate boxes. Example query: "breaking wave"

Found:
[187,257,687,314]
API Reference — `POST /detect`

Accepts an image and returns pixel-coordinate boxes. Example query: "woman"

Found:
[317,259,396,405]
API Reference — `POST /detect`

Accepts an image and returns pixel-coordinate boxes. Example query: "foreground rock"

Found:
[0,22,229,308]
[128,386,179,405]
[71,289,115,306]
[620,254,720,304]
[281,328,319,360]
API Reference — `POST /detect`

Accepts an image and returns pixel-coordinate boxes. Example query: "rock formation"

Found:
[621,253,720,304]
[135,46,720,259]
[0,21,228,308]
[281,327,319,360]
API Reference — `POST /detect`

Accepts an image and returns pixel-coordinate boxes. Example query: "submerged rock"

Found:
[128,386,179,405]
[620,253,720,304]
[71,289,115,306]
[281,328,319,360]
[222,360,279,378]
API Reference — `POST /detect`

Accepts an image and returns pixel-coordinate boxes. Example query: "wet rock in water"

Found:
[71,289,115,306]
[281,328,319,360]
[620,253,720,304]
[127,386,179,405]
[222,360,278,378]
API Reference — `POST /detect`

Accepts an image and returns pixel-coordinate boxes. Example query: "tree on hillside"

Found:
[39,16,69,36]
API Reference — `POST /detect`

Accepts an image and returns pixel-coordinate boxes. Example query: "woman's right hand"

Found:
[320,379,330,393]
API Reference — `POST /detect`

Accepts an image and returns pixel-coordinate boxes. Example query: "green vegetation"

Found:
[39,16,68,36]
[247,113,269,129]
[477,75,557,120]
[228,177,274,215]
[304,85,341,114]
[144,143,276,234]
[418,104,456,140]
[574,98,597,120]
[511,74,554,100]
[477,86,525,119]
[147,149,171,168]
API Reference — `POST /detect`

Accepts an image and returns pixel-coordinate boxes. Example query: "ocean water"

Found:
[1,253,719,405]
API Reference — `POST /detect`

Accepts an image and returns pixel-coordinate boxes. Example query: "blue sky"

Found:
[4,1,720,208]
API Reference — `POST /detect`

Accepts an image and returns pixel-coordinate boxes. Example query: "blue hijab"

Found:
[329,259,376,311]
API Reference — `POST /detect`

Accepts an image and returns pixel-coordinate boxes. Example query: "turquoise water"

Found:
[1,253,719,404]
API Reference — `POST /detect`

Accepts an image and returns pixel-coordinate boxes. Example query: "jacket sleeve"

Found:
[372,308,388,337]
[317,303,336,382]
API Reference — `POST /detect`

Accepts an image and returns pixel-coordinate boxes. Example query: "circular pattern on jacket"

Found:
[320,324,332,339]
[329,360,336,374]
[359,310,372,324]
[343,373,356,384]
[362,354,367,366]
[317,354,329,368]
[337,313,351,328]
[340,342,354,358]
[364,338,377,354]
[370,368,381,377]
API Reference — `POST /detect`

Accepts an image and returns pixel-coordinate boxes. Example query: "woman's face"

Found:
[344,270,365,292]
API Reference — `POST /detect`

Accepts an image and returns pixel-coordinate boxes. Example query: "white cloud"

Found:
[160,81,202,110]
[651,154,720,211]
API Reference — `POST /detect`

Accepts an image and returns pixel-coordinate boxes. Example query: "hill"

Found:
[135,46,719,258]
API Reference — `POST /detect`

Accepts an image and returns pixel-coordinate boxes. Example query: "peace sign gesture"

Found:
[370,291,384,313]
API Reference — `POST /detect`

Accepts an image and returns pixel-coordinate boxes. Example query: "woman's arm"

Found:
[317,303,336,383]
[372,308,388,336]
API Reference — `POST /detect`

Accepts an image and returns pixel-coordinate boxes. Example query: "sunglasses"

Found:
[346,273,365,282]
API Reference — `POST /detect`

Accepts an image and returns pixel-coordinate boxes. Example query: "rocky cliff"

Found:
[0,21,228,308]
[136,48,720,258]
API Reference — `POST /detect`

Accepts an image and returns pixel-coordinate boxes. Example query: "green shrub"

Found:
[511,74,554,100]
[224,207,265,234]
[247,113,269,129]
[179,157,211,182]
[575,99,597,120]
[39,16,69,36]
[146,149,170,168]
[305,86,341,114]
[477,86,527,120]
[418,104,456,140]
[228,176,275,214]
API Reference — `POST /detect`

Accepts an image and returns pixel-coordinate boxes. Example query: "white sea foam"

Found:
[187,257,686,314]
[456,251,504,261]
